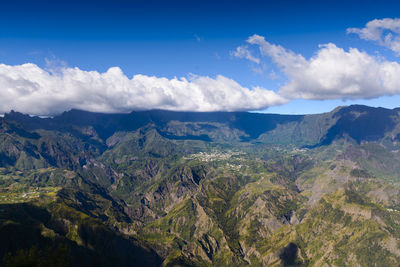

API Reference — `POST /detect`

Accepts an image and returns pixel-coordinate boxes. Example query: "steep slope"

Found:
[1,105,400,266]
[317,105,400,146]
[0,195,162,266]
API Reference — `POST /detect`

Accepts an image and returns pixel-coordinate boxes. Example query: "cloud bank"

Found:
[236,33,400,101]
[4,18,400,115]
[0,63,286,115]
[347,18,400,55]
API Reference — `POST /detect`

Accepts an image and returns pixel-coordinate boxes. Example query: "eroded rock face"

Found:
[3,106,400,266]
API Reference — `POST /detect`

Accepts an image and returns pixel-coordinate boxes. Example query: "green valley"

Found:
[1,105,400,266]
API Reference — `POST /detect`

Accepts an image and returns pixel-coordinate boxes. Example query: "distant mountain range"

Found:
[1,105,400,266]
[4,104,400,145]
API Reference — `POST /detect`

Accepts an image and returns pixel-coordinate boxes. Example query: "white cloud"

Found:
[231,45,260,64]
[0,63,287,115]
[243,34,400,100]
[347,18,400,55]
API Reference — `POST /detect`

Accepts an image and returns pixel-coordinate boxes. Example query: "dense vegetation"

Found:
[1,105,400,266]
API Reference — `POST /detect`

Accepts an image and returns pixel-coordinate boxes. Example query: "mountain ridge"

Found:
[3,104,399,147]
[2,104,400,266]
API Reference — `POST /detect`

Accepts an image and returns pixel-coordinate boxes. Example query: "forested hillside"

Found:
[1,105,400,266]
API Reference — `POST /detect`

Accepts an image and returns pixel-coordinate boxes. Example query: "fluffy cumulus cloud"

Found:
[0,63,286,115]
[347,18,400,55]
[235,34,400,100]
[231,45,260,64]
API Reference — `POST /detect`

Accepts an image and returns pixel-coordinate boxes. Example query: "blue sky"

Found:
[1,0,400,115]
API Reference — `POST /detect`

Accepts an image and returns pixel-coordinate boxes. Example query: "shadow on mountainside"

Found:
[0,203,162,267]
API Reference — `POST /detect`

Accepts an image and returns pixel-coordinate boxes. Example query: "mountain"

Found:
[1,105,400,266]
